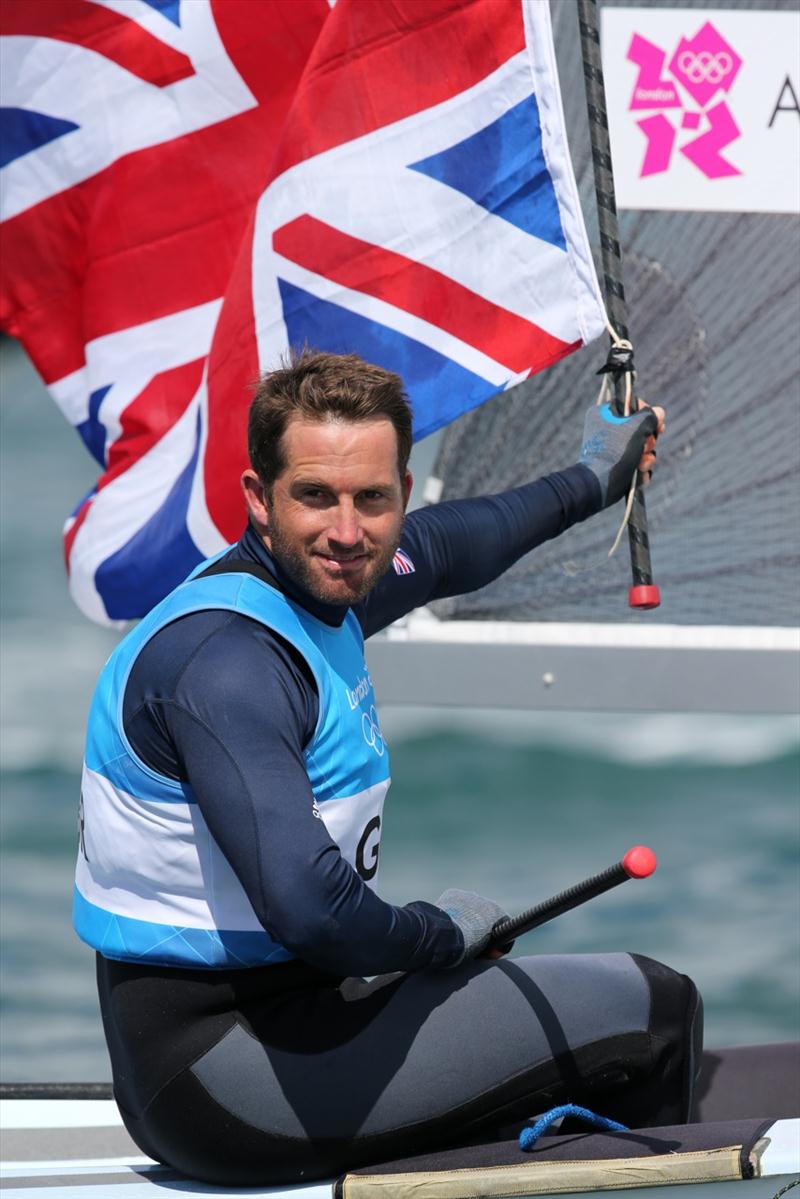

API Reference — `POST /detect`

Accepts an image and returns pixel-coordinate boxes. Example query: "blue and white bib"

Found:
[73,565,390,969]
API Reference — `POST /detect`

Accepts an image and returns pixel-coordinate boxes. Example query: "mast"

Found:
[577,0,660,611]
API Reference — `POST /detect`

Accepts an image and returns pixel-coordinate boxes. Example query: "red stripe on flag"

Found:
[103,358,205,488]
[0,0,194,87]
[203,219,260,542]
[273,215,578,376]
[271,0,525,176]
[210,0,328,112]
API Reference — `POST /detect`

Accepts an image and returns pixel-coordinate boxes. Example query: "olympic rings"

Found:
[362,706,385,757]
[676,50,733,86]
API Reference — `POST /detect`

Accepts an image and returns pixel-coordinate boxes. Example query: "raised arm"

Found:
[359,403,662,637]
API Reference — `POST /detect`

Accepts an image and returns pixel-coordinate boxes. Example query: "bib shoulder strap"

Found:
[196,557,286,595]
[195,557,320,694]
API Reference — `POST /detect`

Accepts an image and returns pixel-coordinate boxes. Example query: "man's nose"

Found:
[329,501,361,546]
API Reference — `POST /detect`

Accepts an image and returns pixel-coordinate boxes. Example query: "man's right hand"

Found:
[434,889,510,966]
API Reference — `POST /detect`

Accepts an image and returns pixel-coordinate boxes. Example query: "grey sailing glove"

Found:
[579,401,658,508]
[435,889,509,967]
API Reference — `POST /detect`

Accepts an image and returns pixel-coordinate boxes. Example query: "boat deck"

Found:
[1,1096,329,1196]
[2,1096,798,1199]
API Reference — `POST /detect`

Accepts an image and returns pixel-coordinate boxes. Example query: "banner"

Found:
[0,0,605,623]
[602,7,800,213]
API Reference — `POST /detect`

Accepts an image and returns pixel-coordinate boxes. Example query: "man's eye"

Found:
[361,490,386,502]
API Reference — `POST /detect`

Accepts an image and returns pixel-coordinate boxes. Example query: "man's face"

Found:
[257,415,412,606]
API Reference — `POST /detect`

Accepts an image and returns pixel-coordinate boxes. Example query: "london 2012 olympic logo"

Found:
[675,50,734,89]
[361,705,385,757]
[627,21,743,179]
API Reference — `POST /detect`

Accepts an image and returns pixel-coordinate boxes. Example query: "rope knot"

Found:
[596,341,635,377]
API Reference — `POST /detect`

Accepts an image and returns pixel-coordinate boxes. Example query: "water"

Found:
[1,336,798,1083]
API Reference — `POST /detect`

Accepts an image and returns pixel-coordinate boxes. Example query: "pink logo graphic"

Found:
[627,21,742,179]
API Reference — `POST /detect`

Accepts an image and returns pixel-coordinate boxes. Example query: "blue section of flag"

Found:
[0,107,80,169]
[278,279,502,441]
[140,0,181,26]
[76,386,112,467]
[95,414,204,620]
[69,485,98,520]
[410,94,566,252]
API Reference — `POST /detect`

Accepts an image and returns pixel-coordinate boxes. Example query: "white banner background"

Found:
[602,7,800,213]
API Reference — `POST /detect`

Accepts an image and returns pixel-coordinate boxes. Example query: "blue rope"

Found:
[519,1104,629,1150]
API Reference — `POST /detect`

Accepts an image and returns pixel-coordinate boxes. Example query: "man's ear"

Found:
[241,469,269,533]
[403,470,413,510]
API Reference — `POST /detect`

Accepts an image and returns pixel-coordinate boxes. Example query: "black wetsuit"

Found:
[96,465,703,1185]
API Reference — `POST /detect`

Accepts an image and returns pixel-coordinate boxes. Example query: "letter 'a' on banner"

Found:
[0,0,606,625]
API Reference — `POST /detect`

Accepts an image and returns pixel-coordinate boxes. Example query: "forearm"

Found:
[361,464,600,635]
[416,465,601,598]
[257,835,463,976]
[166,706,464,977]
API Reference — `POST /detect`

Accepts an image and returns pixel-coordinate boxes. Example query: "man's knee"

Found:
[629,953,704,1124]
[549,953,703,1128]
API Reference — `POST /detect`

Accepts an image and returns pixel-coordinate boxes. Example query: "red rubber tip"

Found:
[629,584,661,610]
[622,845,657,879]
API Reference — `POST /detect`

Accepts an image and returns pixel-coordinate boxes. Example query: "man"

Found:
[75,349,699,1187]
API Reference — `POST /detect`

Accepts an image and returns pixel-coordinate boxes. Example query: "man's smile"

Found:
[315,550,370,569]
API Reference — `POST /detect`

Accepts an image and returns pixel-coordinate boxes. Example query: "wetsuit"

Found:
[81,465,702,1185]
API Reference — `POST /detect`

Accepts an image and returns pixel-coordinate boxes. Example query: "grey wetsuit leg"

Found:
[139,952,700,1186]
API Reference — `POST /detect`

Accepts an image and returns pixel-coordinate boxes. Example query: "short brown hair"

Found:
[248,348,413,487]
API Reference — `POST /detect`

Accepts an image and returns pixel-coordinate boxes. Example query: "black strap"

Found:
[196,557,286,596]
[197,555,346,630]
[195,555,322,690]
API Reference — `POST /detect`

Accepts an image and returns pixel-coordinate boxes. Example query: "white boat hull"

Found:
[1,1096,797,1199]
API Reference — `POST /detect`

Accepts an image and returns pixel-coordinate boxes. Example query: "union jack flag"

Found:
[392,548,416,577]
[0,0,606,624]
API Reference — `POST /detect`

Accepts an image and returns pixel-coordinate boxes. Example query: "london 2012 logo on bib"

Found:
[627,20,743,180]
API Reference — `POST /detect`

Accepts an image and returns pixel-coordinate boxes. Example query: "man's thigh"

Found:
[194,952,696,1139]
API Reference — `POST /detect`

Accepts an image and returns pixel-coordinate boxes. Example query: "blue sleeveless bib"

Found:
[73,565,390,968]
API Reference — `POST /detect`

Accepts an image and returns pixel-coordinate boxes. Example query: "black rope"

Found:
[772,1180,799,1199]
[577,0,658,601]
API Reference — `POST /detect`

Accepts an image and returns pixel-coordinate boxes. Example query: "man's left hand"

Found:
[579,400,666,508]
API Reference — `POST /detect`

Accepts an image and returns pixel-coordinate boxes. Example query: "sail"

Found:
[428,0,800,631]
[364,0,799,716]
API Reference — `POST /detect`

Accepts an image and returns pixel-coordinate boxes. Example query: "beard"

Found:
[266,514,404,606]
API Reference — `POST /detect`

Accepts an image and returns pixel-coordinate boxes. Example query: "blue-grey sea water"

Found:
[1,336,798,1083]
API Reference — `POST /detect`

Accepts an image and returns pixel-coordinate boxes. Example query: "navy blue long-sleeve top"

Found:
[123,465,601,977]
